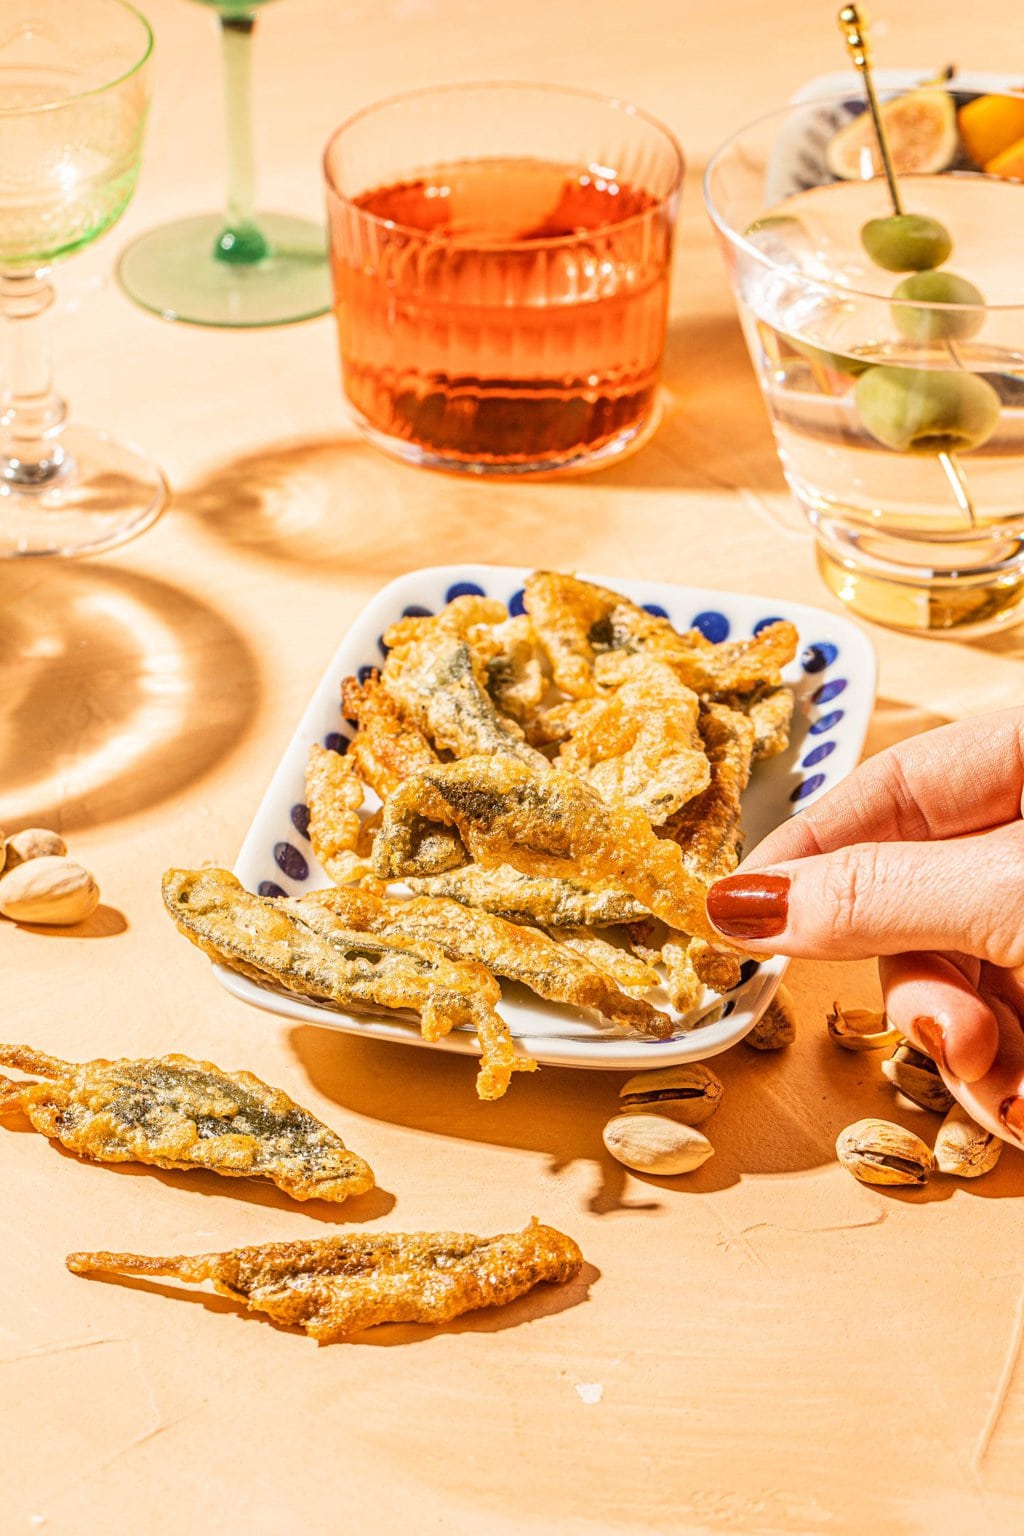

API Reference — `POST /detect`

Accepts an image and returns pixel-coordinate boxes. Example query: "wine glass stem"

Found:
[215,13,270,265]
[0,272,68,489]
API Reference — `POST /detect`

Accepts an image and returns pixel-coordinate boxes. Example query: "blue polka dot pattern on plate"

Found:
[446,581,486,602]
[753,615,785,635]
[801,641,838,673]
[809,709,844,736]
[258,880,287,899]
[643,602,669,619]
[812,678,847,705]
[739,959,761,985]
[801,740,836,769]
[324,732,350,754]
[691,610,730,643]
[790,773,826,801]
[720,1000,736,1019]
[402,603,433,619]
[274,842,309,882]
[356,664,376,685]
[290,803,310,840]
[377,633,389,658]
[508,588,526,617]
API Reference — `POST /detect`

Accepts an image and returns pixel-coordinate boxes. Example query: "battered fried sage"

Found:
[305,742,376,887]
[302,886,672,1037]
[410,864,649,928]
[67,1219,583,1343]
[373,755,721,943]
[340,671,440,799]
[0,1044,374,1202]
[162,868,534,1100]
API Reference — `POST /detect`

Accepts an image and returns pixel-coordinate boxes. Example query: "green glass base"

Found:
[0,426,167,558]
[117,212,330,328]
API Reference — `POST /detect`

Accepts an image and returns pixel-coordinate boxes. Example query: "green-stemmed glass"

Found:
[117,0,330,327]
[0,0,166,559]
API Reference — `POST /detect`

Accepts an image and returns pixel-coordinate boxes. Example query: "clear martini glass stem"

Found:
[215,13,270,265]
[0,271,69,488]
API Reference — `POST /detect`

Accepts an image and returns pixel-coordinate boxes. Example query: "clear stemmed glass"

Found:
[117,0,331,328]
[0,0,167,559]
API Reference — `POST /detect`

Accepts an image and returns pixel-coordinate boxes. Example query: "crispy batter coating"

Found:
[305,743,375,886]
[746,687,796,762]
[303,887,672,1038]
[659,936,705,1014]
[555,655,709,824]
[372,756,720,943]
[523,571,798,698]
[663,704,756,885]
[471,615,546,725]
[340,671,440,798]
[410,864,649,928]
[67,1219,583,1343]
[688,936,743,993]
[381,599,548,768]
[0,1044,374,1202]
[542,926,660,993]
[161,868,533,1099]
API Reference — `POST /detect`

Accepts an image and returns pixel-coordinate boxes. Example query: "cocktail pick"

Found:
[837,2,978,526]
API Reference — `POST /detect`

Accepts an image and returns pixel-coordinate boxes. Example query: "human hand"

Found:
[705,708,1024,1145]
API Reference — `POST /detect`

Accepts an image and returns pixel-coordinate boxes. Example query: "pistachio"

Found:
[744,985,796,1051]
[0,856,99,926]
[836,1118,933,1186]
[826,1002,901,1052]
[618,1064,723,1125]
[602,1113,714,1176]
[934,1103,1003,1178]
[881,1042,955,1114]
[3,827,67,871]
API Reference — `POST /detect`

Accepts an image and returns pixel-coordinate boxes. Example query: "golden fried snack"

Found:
[303,886,672,1037]
[162,868,534,1099]
[305,743,375,886]
[372,756,721,943]
[341,671,440,798]
[470,614,546,725]
[543,926,660,993]
[659,936,705,1014]
[382,599,548,768]
[410,864,649,928]
[67,1219,583,1343]
[746,686,796,762]
[555,655,710,824]
[688,936,743,993]
[523,571,798,698]
[664,704,756,885]
[0,1045,374,1202]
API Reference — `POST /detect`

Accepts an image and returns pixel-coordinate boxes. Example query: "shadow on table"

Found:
[0,562,259,833]
[175,435,615,577]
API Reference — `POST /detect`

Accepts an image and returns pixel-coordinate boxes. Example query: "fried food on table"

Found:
[341,671,440,798]
[372,754,721,943]
[664,704,757,884]
[162,867,533,1099]
[66,1219,583,1343]
[0,1043,374,1203]
[410,864,649,928]
[305,743,376,887]
[303,885,672,1037]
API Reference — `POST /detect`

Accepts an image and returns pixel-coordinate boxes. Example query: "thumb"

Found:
[705,823,1024,965]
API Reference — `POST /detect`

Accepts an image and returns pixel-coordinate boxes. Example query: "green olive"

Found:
[854,365,1001,453]
[860,213,953,272]
[891,270,986,342]
[786,335,871,377]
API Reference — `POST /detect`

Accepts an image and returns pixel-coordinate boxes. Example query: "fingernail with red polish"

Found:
[913,1016,948,1075]
[999,1097,1024,1143]
[706,874,790,940]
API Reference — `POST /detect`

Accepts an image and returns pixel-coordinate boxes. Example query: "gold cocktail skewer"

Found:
[837,3,978,527]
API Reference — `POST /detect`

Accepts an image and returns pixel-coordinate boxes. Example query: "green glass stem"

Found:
[0,271,68,487]
[215,13,269,265]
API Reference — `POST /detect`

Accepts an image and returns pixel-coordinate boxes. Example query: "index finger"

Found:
[742,707,1024,868]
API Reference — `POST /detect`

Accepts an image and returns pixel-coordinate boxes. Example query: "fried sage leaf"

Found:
[0,1044,374,1202]
[67,1220,583,1343]
[373,755,721,943]
[303,886,672,1038]
[411,864,649,928]
[162,868,533,1100]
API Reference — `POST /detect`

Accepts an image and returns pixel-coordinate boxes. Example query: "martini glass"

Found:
[0,0,166,559]
[117,0,330,328]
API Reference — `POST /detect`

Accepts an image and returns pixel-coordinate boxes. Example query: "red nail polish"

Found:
[706,874,790,940]
[913,1016,948,1075]
[999,1097,1024,1143]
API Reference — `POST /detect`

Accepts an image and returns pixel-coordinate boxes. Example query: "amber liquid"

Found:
[329,158,674,467]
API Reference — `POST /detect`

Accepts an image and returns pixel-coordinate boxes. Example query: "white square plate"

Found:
[221,565,876,1073]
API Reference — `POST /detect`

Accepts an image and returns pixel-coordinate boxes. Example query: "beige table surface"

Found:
[4,2,1024,1532]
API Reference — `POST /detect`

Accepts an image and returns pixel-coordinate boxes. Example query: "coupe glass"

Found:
[0,0,166,558]
[117,0,330,328]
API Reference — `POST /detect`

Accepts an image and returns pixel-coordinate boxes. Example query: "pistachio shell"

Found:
[0,856,99,926]
[882,1043,955,1114]
[618,1064,723,1125]
[826,1003,901,1052]
[745,985,796,1051]
[836,1118,933,1187]
[602,1114,714,1176]
[3,827,67,871]
[934,1103,1002,1178]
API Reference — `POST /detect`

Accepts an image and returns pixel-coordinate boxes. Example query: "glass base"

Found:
[344,396,662,478]
[815,542,1024,636]
[0,426,168,558]
[117,212,331,328]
